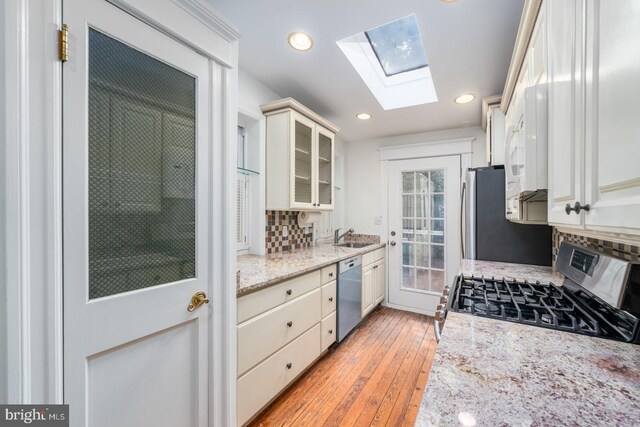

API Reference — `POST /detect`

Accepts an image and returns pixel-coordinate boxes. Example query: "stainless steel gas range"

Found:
[434,242,640,344]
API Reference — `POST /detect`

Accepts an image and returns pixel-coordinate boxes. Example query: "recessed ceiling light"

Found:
[454,94,475,104]
[356,113,372,120]
[288,32,313,51]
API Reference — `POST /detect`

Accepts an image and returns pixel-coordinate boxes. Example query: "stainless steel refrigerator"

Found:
[463,166,552,266]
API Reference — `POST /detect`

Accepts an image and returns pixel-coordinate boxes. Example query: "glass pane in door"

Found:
[317,132,332,205]
[88,29,196,299]
[293,119,313,204]
[400,169,446,293]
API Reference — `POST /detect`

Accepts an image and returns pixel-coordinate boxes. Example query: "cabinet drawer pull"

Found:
[328,297,333,302]
[286,362,292,369]
[328,329,333,334]
[286,289,292,295]
[287,321,293,327]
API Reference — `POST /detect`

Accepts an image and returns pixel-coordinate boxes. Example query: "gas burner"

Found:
[540,313,554,324]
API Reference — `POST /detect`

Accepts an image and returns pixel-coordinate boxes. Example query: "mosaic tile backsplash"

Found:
[265,210,313,253]
[552,228,640,267]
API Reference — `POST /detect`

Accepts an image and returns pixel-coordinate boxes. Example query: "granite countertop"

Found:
[236,242,385,296]
[460,259,565,284]
[416,259,640,426]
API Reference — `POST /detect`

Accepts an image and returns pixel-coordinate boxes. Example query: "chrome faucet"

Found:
[334,228,354,244]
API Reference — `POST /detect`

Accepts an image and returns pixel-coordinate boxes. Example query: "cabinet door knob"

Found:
[286,289,292,295]
[565,201,591,215]
[287,321,293,327]
[329,297,333,302]
[329,272,334,277]
[390,241,396,247]
[329,329,333,334]
[286,362,292,369]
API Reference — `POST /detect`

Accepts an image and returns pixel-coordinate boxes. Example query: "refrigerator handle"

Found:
[460,181,466,259]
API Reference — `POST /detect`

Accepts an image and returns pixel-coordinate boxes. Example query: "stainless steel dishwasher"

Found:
[337,255,362,342]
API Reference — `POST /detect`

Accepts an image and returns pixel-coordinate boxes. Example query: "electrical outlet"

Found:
[282,225,288,237]
[374,216,382,225]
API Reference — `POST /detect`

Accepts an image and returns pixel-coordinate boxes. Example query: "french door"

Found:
[63,1,212,425]
[387,156,461,315]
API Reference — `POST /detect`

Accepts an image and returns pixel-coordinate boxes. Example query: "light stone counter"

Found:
[236,242,385,297]
[416,259,640,426]
[461,259,564,284]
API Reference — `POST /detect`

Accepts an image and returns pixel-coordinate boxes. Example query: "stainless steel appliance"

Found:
[434,242,640,344]
[463,166,551,265]
[337,255,362,342]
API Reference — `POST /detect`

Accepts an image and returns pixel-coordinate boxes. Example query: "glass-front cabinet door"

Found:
[291,111,316,209]
[316,126,334,209]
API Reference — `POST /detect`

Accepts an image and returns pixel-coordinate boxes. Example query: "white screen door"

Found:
[63,1,212,425]
[387,156,461,314]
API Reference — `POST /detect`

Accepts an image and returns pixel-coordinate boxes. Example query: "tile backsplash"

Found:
[265,210,313,253]
[552,228,640,266]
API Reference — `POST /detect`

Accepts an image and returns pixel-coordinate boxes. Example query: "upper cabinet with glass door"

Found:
[262,98,338,211]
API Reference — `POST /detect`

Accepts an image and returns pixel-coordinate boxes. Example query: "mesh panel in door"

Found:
[88,29,196,299]
[317,133,332,205]
[294,120,313,204]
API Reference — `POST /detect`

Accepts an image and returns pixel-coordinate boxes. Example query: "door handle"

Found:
[187,291,209,312]
[390,241,396,246]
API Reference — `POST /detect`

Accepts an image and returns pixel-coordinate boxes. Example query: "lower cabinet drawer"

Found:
[321,311,337,353]
[237,323,321,426]
[237,288,321,376]
[321,281,336,318]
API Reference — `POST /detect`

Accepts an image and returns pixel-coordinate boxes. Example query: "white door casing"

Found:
[63,1,214,426]
[387,155,462,315]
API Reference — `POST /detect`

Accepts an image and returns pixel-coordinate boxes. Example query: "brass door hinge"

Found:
[59,24,68,62]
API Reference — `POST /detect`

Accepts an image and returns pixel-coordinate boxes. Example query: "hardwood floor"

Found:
[249,306,438,427]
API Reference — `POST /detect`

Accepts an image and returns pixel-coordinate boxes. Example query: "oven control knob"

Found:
[440,295,448,305]
[435,309,446,322]
[442,288,450,297]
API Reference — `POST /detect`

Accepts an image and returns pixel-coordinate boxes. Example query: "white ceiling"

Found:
[209,0,525,142]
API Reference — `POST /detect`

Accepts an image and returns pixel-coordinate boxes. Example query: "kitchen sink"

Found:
[336,242,373,249]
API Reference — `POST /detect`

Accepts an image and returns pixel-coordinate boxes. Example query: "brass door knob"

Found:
[187,291,209,312]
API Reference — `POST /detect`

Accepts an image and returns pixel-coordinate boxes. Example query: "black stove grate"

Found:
[449,275,634,342]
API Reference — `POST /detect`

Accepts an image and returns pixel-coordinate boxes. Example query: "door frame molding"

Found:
[378,137,474,314]
[3,0,239,423]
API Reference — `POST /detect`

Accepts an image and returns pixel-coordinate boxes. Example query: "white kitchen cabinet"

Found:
[262,98,339,211]
[485,103,505,166]
[162,113,195,199]
[583,0,640,233]
[374,259,385,305]
[545,0,640,236]
[236,262,337,425]
[503,4,548,224]
[110,96,163,212]
[361,264,375,317]
[547,0,585,226]
[361,247,386,318]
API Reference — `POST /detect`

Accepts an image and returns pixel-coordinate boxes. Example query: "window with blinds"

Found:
[237,125,250,252]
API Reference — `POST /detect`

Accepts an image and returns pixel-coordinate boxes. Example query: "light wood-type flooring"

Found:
[250,306,437,426]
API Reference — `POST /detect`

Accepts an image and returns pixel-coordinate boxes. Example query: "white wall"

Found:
[0,1,7,404]
[344,126,486,235]
[237,70,281,255]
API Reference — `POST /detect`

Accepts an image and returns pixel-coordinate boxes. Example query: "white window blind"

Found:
[237,173,249,250]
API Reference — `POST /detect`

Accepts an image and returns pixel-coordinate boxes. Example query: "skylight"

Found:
[365,15,428,77]
[337,14,438,110]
